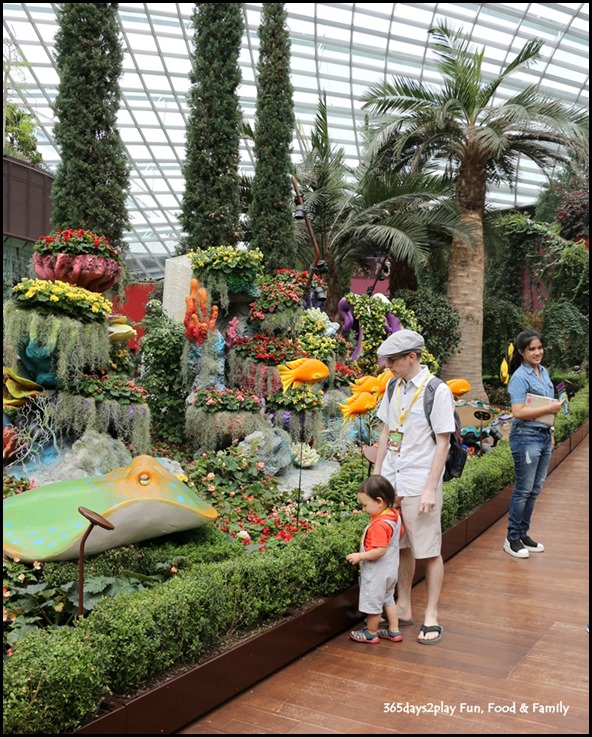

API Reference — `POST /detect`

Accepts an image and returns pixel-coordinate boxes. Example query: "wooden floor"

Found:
[178,436,589,735]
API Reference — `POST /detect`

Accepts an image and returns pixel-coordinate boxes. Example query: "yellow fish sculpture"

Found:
[277,358,329,392]
[499,341,514,386]
[446,378,471,398]
[339,391,377,424]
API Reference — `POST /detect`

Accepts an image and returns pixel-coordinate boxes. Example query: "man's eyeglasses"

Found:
[383,352,410,365]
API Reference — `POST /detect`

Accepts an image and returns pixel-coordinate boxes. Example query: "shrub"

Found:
[3,628,108,734]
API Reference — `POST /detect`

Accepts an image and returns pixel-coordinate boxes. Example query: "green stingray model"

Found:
[3,456,217,562]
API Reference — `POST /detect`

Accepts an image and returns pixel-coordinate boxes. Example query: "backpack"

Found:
[386,376,467,482]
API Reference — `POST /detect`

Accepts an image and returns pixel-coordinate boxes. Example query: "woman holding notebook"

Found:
[503,330,565,559]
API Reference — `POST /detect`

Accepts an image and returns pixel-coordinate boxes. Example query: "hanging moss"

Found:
[227,354,282,395]
[254,307,303,336]
[185,406,269,452]
[323,388,350,419]
[268,409,323,443]
[50,394,151,454]
[3,304,111,384]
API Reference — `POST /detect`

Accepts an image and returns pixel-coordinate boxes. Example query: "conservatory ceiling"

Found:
[3,3,589,279]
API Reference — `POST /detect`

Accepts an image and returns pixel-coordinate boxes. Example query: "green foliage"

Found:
[249,3,296,270]
[542,300,589,371]
[51,3,130,251]
[556,188,589,241]
[396,288,461,366]
[139,301,189,444]
[2,474,35,498]
[3,627,109,734]
[443,441,515,521]
[190,246,263,310]
[267,386,325,412]
[180,4,243,250]
[74,374,148,404]
[481,295,524,376]
[187,387,263,412]
[4,99,43,165]
[543,241,589,317]
[553,383,589,443]
[345,292,438,375]
[483,212,589,374]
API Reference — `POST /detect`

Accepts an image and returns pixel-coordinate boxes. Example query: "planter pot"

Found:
[34,253,122,292]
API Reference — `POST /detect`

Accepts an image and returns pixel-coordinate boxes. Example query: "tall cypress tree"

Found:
[249,3,295,271]
[180,4,244,251]
[51,3,130,251]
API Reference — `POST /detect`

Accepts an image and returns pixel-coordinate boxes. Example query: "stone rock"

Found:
[71,431,133,475]
[238,428,292,477]
[154,457,186,478]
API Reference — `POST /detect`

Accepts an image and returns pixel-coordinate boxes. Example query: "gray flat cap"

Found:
[377,329,425,357]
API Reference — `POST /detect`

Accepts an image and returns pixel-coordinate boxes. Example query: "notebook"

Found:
[525,393,556,427]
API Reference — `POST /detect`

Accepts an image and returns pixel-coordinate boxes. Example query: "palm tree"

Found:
[362,23,588,399]
[295,95,462,320]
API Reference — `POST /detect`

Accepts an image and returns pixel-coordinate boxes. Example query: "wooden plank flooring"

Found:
[178,435,589,735]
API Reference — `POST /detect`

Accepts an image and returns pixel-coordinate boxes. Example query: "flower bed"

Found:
[33,229,122,263]
[11,279,112,322]
[74,375,148,405]
[187,387,263,412]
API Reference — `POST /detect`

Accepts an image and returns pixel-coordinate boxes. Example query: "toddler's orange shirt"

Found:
[363,508,401,550]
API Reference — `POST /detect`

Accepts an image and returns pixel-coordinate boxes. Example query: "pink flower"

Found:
[256,462,265,471]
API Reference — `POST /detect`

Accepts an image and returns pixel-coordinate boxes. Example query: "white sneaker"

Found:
[521,536,544,552]
[504,538,529,558]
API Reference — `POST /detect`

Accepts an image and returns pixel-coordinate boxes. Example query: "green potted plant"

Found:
[190,246,264,310]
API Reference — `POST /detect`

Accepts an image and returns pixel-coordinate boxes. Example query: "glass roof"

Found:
[4,3,589,279]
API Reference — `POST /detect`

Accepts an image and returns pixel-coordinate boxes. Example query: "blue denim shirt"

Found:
[508,362,555,430]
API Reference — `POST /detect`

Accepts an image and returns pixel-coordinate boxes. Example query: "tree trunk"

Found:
[440,210,489,402]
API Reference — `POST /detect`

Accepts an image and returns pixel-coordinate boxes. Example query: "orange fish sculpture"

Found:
[446,378,471,398]
[349,370,393,401]
[375,369,394,400]
[339,391,377,424]
[278,358,330,392]
[349,374,382,396]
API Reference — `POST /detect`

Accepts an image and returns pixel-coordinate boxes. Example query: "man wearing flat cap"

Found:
[374,329,455,645]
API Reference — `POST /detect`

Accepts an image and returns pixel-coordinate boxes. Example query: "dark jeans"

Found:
[507,425,552,540]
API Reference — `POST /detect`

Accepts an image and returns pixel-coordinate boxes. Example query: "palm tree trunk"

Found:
[440,210,489,402]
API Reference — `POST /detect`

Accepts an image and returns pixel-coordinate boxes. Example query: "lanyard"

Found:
[395,372,431,426]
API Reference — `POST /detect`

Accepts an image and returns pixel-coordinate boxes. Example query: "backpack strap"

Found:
[386,374,442,443]
[423,376,444,443]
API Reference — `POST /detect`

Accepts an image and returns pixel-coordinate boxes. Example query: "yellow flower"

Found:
[50,295,59,302]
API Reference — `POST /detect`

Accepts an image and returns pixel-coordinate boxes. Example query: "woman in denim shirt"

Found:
[504,330,564,559]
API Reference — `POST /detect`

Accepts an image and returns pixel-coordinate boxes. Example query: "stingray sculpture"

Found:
[3,456,217,563]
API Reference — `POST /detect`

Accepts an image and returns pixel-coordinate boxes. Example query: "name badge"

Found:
[388,429,404,452]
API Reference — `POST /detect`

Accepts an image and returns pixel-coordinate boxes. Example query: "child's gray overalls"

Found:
[358,517,400,615]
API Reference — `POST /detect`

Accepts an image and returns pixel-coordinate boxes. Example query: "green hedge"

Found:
[3,386,588,734]
[3,516,365,733]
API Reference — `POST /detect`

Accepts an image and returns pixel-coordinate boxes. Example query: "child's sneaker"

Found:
[377,628,403,642]
[349,627,379,644]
